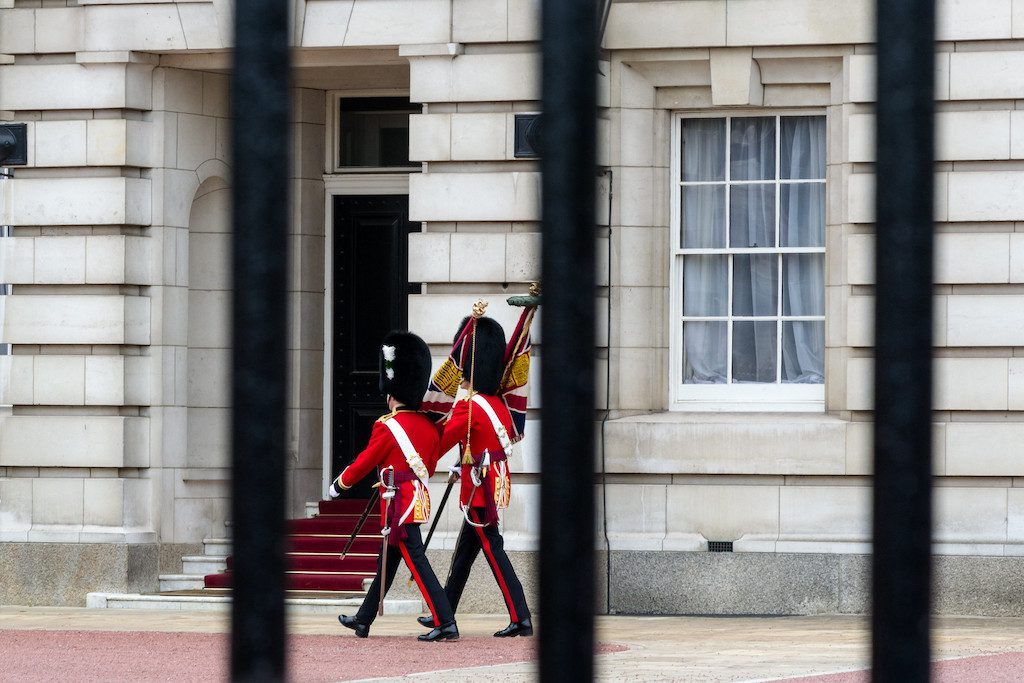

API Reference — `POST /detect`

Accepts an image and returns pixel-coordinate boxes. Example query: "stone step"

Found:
[305,501,318,518]
[203,538,231,556]
[158,574,207,592]
[86,591,423,615]
[181,555,228,575]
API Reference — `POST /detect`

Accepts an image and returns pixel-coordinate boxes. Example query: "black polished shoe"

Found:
[417,622,459,642]
[494,618,533,638]
[338,614,369,638]
[416,615,435,629]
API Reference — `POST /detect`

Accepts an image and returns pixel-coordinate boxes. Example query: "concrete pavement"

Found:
[3,607,1024,681]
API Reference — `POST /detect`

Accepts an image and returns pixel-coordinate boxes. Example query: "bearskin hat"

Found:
[455,315,507,396]
[379,331,432,410]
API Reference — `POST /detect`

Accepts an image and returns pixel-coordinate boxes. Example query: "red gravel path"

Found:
[781,652,1024,682]
[0,629,626,682]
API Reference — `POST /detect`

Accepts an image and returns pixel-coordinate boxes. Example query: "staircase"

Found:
[156,537,231,592]
[87,499,421,614]
[202,498,383,593]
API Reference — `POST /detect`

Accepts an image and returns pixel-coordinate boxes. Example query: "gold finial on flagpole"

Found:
[507,282,542,308]
[471,299,489,318]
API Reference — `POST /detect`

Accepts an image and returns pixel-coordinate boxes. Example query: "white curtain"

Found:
[780,117,825,384]
[682,254,727,383]
[681,120,727,383]
[730,118,777,382]
[681,116,826,385]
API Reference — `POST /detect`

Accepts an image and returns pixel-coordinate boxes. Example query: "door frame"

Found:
[321,172,412,495]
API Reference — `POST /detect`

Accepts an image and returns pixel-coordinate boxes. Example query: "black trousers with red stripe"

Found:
[444,507,531,623]
[355,523,455,627]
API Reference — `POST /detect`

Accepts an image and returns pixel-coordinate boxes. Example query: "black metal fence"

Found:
[539,0,599,680]
[230,1,291,679]
[228,0,936,680]
[872,1,936,680]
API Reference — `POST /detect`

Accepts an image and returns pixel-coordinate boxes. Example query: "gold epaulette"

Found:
[377,411,395,423]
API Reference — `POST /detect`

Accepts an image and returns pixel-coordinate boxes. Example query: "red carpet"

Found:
[0,629,626,682]
[204,499,383,593]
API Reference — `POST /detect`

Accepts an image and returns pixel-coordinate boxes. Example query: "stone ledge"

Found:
[604,412,847,475]
[399,43,464,57]
[0,63,153,111]
[608,551,1024,617]
[86,592,423,615]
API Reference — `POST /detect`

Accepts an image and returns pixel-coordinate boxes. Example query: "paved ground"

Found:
[2,607,1024,681]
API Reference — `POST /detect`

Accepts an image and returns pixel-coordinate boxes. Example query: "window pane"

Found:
[732,321,777,383]
[682,185,726,248]
[338,97,417,167]
[730,117,775,180]
[339,111,412,166]
[683,255,727,316]
[733,255,778,317]
[782,254,825,316]
[781,116,826,179]
[780,184,825,247]
[683,321,727,384]
[782,321,824,384]
[681,119,725,181]
[729,183,775,248]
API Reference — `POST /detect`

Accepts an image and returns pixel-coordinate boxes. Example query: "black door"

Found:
[332,194,419,497]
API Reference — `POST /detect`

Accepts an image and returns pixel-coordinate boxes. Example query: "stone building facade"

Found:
[2,0,1024,614]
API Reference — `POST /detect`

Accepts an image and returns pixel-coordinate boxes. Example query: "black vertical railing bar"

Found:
[539,0,598,681]
[230,1,292,680]
[872,0,936,681]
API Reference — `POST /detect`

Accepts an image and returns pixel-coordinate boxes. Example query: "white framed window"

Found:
[670,113,826,412]
[325,93,420,173]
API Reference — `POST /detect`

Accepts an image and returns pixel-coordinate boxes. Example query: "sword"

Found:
[378,466,396,617]
[338,486,380,560]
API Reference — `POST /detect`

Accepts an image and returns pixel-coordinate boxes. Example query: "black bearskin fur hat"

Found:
[379,331,432,409]
[455,316,506,396]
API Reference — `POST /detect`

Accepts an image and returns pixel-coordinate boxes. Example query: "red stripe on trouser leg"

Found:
[470,508,519,622]
[400,542,439,624]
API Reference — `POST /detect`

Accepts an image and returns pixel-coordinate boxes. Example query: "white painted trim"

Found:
[672,384,826,412]
[323,173,410,195]
[321,172,413,494]
[325,90,419,173]
[669,111,827,412]
[322,189,333,496]
[669,119,682,412]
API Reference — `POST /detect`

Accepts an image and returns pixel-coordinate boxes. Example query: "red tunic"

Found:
[438,393,514,513]
[337,409,441,525]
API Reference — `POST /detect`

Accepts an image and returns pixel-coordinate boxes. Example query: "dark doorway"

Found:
[331,194,419,497]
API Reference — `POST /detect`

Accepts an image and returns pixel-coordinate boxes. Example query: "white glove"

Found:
[447,462,461,480]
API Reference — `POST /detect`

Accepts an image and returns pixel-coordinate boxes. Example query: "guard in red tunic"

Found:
[331,331,459,642]
[418,316,533,638]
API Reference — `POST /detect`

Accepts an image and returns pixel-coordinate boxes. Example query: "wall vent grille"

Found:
[708,541,734,553]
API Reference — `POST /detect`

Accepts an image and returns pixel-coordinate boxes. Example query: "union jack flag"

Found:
[421,304,537,441]
[421,317,475,425]
[499,305,536,443]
